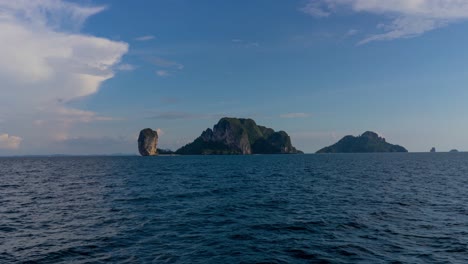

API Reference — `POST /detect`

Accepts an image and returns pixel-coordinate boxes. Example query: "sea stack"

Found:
[138,128,158,156]
[430,147,436,153]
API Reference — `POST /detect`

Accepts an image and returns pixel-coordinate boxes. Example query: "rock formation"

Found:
[430,147,436,153]
[449,149,459,153]
[176,117,302,155]
[138,128,158,156]
[316,131,408,153]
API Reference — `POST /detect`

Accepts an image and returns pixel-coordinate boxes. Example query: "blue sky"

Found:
[1,0,468,154]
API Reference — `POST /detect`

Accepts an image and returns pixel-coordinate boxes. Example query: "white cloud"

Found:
[116,63,136,71]
[0,0,107,31]
[0,0,128,151]
[150,57,184,70]
[345,28,359,37]
[135,35,155,41]
[280,113,311,118]
[156,70,170,77]
[301,0,468,43]
[0,134,22,149]
[55,107,118,123]
[300,1,331,17]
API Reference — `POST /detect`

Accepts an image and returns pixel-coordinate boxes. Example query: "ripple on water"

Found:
[1,154,468,263]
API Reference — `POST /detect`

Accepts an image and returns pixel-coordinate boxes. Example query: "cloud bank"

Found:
[301,0,468,43]
[0,0,128,152]
[0,134,22,150]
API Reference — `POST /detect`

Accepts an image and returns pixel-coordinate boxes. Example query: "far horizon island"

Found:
[138,118,409,156]
[316,131,408,153]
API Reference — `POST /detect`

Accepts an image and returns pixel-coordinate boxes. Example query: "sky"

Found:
[1,0,468,155]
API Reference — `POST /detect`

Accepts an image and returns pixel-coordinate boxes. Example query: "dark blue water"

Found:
[1,154,467,263]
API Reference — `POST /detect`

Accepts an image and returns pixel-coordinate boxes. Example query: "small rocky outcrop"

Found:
[138,128,158,156]
[176,117,302,155]
[449,149,459,153]
[317,131,408,153]
[430,147,436,153]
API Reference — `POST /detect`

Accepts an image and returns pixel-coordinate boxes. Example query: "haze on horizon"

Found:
[1,0,468,155]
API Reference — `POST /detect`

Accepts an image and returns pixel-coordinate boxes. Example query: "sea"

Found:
[1,153,467,263]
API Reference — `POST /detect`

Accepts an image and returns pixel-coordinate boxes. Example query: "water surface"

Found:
[1,154,467,263]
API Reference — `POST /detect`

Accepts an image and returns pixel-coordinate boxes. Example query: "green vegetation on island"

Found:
[175,117,302,155]
[316,131,408,153]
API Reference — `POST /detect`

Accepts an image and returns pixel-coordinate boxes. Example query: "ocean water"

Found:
[1,154,467,264]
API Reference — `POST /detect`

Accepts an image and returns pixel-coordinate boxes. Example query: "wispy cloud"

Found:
[300,1,331,17]
[116,63,136,71]
[55,107,120,123]
[149,57,184,77]
[135,35,155,41]
[280,113,311,119]
[0,133,22,150]
[345,29,359,37]
[156,70,169,77]
[149,57,184,70]
[231,39,261,48]
[301,0,468,44]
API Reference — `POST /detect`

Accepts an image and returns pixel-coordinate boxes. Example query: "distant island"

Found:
[316,131,408,153]
[138,117,302,156]
[176,118,302,155]
[137,129,177,156]
[430,147,436,153]
[138,128,158,156]
[449,149,459,153]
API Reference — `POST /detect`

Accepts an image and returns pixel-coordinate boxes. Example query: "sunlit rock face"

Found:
[176,117,302,155]
[138,128,158,156]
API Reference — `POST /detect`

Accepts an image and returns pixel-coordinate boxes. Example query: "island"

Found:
[316,131,408,153]
[430,147,436,153]
[449,149,459,153]
[175,117,303,155]
[138,128,159,156]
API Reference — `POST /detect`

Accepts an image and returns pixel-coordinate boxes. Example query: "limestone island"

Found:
[177,118,303,155]
[138,128,159,156]
[138,117,303,156]
[316,131,408,153]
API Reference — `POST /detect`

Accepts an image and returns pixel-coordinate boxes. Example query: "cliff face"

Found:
[138,128,158,156]
[176,117,302,155]
[317,131,408,153]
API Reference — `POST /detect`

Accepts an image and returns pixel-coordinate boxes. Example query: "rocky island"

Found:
[138,128,159,156]
[316,131,408,153]
[176,117,302,155]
